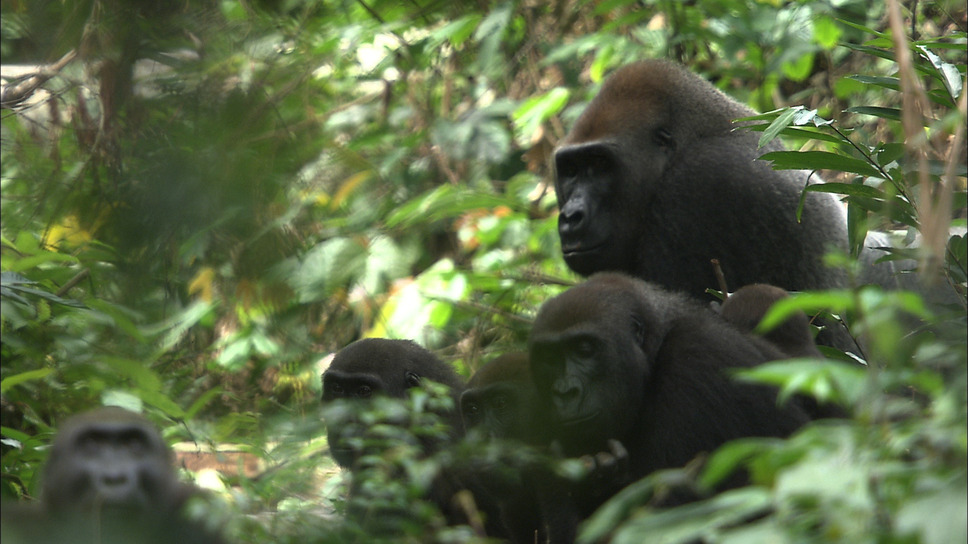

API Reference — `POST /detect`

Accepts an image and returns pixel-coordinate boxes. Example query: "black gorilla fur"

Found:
[528,273,815,536]
[554,60,906,352]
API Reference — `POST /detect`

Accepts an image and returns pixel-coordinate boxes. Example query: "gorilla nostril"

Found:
[101,472,129,487]
[553,377,580,400]
[564,210,584,225]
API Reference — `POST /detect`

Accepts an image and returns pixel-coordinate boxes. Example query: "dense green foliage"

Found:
[1,1,965,542]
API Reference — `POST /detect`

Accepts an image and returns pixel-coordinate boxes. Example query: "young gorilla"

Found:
[719,283,848,420]
[553,59,905,352]
[528,273,815,539]
[461,352,542,442]
[320,338,467,528]
[0,407,223,544]
[460,353,626,544]
[719,283,823,359]
[460,353,548,542]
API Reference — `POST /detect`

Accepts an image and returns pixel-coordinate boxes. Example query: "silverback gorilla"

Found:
[553,60,902,350]
[528,273,815,535]
[0,407,224,544]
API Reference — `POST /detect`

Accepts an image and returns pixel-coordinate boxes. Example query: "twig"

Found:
[710,259,729,299]
[55,268,90,297]
[1,50,77,109]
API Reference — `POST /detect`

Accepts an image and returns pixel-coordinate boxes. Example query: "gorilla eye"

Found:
[356,385,373,398]
[654,128,675,149]
[464,402,479,415]
[632,315,646,346]
[585,153,612,177]
[575,338,597,357]
[76,434,101,455]
[119,431,149,455]
[330,382,344,395]
[405,372,421,387]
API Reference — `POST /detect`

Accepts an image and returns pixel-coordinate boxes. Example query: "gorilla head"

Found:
[553,60,848,298]
[42,407,181,515]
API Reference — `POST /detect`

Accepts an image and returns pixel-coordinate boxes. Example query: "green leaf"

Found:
[841,43,895,62]
[812,16,842,50]
[735,359,867,407]
[845,106,901,121]
[577,473,660,542]
[6,251,79,272]
[607,488,773,544]
[701,440,770,488]
[513,87,570,146]
[847,75,900,91]
[186,387,223,420]
[102,390,144,413]
[85,299,146,342]
[897,484,968,544]
[804,182,887,200]
[100,356,163,392]
[757,107,799,148]
[139,389,186,419]
[760,151,881,178]
[153,300,214,356]
[386,185,512,228]
[0,368,53,394]
[781,53,814,82]
[430,14,481,47]
[835,19,887,39]
[290,238,367,302]
[791,108,833,127]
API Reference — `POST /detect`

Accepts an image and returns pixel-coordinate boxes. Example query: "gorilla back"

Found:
[554,60,851,296]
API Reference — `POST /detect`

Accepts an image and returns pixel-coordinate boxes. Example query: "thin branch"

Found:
[1,50,77,109]
[887,0,951,276]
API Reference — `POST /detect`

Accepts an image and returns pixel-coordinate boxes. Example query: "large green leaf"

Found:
[760,151,882,178]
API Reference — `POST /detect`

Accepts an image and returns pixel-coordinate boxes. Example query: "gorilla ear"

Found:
[653,127,676,151]
[405,371,421,387]
[632,314,646,348]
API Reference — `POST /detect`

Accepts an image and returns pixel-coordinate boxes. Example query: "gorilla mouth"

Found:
[558,411,600,427]
[561,241,603,257]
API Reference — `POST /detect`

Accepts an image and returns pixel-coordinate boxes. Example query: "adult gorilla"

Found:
[0,407,224,544]
[553,60,904,350]
[528,273,815,536]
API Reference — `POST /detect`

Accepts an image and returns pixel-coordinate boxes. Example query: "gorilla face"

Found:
[529,278,653,454]
[320,338,464,469]
[460,353,539,442]
[42,408,178,514]
[554,128,675,278]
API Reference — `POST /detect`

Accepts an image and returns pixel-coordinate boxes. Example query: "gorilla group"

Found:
[311,59,878,541]
[6,60,872,544]
[553,59,914,352]
[319,272,830,542]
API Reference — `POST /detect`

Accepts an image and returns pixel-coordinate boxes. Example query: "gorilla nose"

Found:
[97,470,136,498]
[552,378,582,413]
[559,206,585,235]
